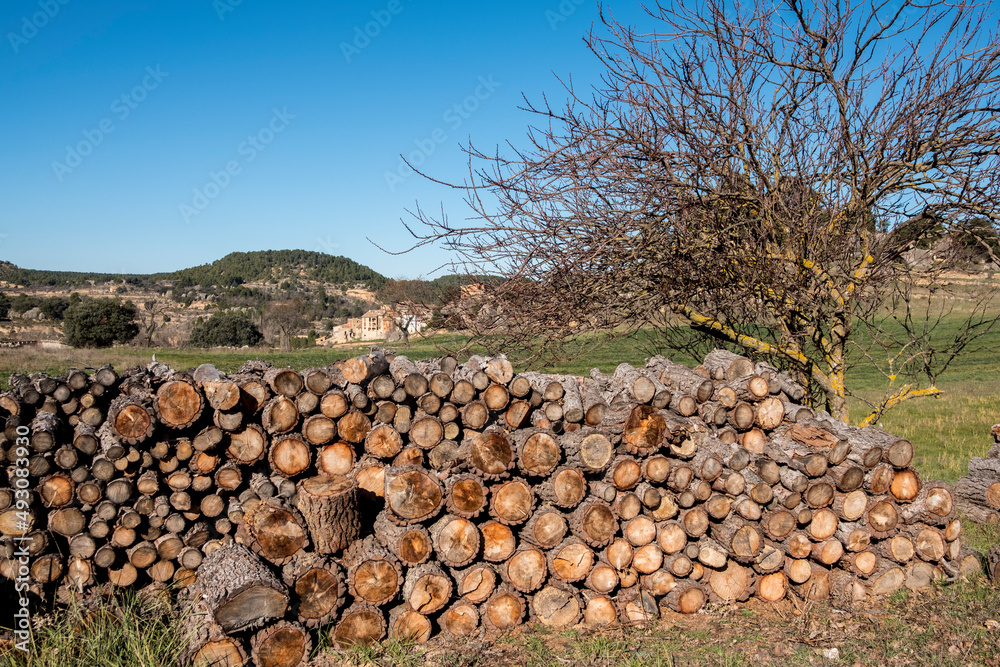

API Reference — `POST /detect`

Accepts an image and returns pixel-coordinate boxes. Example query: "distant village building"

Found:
[328,305,428,344]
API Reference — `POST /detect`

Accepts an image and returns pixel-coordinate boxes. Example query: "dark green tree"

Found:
[10,294,38,316]
[188,311,264,348]
[39,297,71,321]
[63,299,138,348]
[0,293,10,320]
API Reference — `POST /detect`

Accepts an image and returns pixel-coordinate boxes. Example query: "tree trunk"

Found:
[294,475,360,554]
[372,512,433,566]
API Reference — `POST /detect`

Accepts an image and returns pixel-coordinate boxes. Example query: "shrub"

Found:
[188,311,263,347]
[63,298,138,348]
[39,296,70,320]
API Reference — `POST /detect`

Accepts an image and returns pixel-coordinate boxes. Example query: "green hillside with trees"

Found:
[0,250,386,289]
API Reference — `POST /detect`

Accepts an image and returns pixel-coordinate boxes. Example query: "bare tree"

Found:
[265,299,307,353]
[397,0,1000,424]
[135,298,169,348]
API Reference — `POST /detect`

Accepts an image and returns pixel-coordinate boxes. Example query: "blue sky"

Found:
[0,0,646,279]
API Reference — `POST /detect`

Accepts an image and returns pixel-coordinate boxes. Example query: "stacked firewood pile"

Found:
[953,425,1000,525]
[0,348,983,667]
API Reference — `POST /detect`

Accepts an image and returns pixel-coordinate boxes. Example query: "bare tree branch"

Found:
[400,0,1000,424]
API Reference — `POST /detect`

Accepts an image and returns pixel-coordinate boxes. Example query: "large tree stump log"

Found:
[452,563,498,603]
[866,499,900,540]
[269,434,311,478]
[237,499,309,566]
[520,506,569,549]
[500,546,548,593]
[577,377,609,426]
[462,428,516,480]
[662,582,708,614]
[899,482,956,527]
[616,586,659,623]
[338,410,372,444]
[547,536,595,583]
[262,396,300,435]
[480,520,516,563]
[193,543,288,633]
[530,581,584,628]
[581,591,618,626]
[570,499,619,548]
[342,350,389,386]
[264,367,304,398]
[293,475,360,554]
[559,429,614,473]
[703,350,756,381]
[953,454,1000,520]
[108,396,156,445]
[316,441,356,477]
[227,424,267,465]
[622,405,666,457]
[364,424,403,459]
[646,356,715,403]
[538,467,588,509]
[513,428,562,477]
[490,478,535,526]
[987,544,1000,583]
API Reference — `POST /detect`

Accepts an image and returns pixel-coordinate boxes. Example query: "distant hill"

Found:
[0,261,141,287]
[0,250,387,288]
